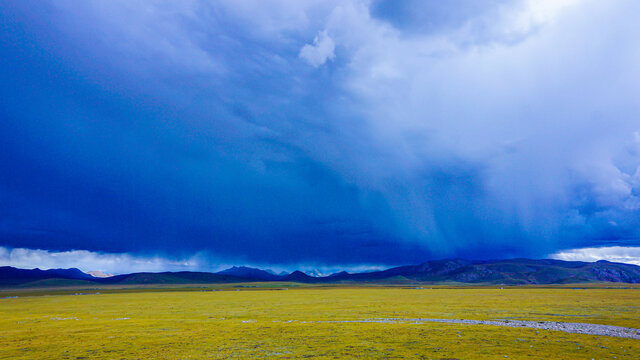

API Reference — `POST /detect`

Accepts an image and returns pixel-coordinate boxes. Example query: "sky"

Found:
[1,0,639,274]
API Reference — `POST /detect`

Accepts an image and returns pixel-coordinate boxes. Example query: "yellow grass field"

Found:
[1,286,639,359]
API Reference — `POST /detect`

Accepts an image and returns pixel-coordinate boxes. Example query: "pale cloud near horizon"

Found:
[3,245,639,273]
[550,246,640,266]
[0,247,204,275]
[0,247,387,275]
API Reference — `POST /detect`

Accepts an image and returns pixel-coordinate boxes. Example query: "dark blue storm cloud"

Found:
[1,0,639,269]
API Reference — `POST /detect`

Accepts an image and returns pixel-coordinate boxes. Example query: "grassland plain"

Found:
[1,286,639,359]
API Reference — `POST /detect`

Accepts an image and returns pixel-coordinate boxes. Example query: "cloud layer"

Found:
[0,0,639,268]
[551,246,640,266]
[0,246,386,275]
[0,247,203,274]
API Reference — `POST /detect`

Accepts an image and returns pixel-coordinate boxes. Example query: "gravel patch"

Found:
[304,318,640,339]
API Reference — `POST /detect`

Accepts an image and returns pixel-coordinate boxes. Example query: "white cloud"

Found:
[299,30,336,67]
[0,247,206,275]
[498,0,584,37]
[550,246,640,266]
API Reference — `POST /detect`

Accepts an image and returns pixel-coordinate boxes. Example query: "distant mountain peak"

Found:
[217,266,280,280]
[284,270,316,282]
[304,269,329,277]
[87,271,113,278]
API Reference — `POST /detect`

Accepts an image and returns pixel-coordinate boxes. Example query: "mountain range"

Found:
[1,258,640,287]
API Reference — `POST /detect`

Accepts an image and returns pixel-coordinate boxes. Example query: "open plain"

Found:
[1,285,639,359]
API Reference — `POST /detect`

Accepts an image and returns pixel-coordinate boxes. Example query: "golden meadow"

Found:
[1,285,639,359]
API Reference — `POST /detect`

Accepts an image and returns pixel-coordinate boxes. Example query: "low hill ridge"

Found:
[2,258,639,287]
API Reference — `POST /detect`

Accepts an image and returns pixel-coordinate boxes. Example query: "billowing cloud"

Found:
[0,0,639,269]
[550,246,640,266]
